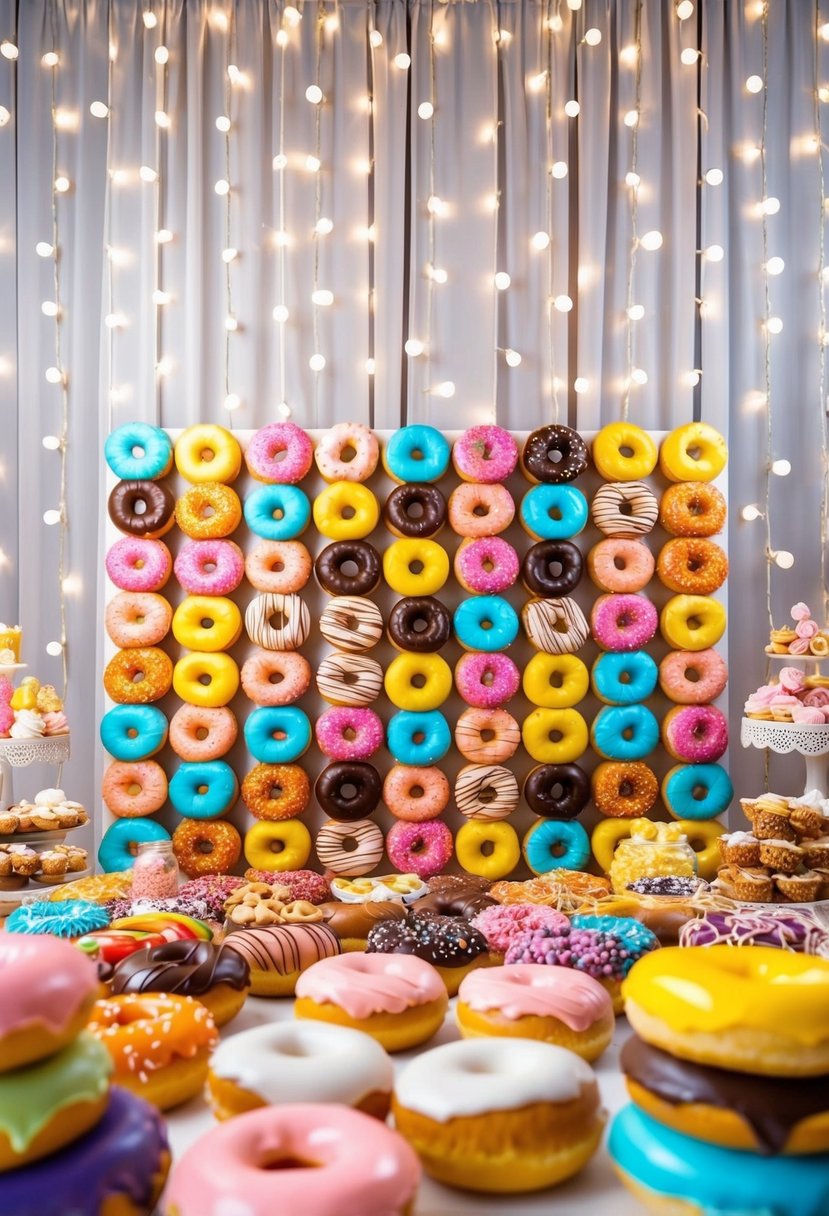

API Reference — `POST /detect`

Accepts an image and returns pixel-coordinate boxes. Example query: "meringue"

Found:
[9,710,45,739]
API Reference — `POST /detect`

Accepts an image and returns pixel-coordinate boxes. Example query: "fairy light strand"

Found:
[544,0,560,421]
[366,3,377,427]
[621,0,643,422]
[222,3,236,421]
[815,0,829,623]
[151,3,168,422]
[104,0,116,433]
[492,8,504,423]
[758,1,775,632]
[311,5,325,420]
[275,11,288,414]
[424,7,438,406]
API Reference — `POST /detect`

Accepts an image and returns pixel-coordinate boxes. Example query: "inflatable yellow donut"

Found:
[660,594,726,651]
[384,652,453,711]
[455,820,520,880]
[174,424,242,484]
[522,653,589,709]
[312,482,379,540]
[172,651,240,708]
[383,538,450,597]
[243,819,312,872]
[659,422,728,483]
[592,422,658,482]
[172,595,242,652]
[521,707,588,764]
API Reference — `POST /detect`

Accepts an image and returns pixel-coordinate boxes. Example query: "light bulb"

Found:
[222,247,238,263]
[405,339,425,357]
[704,244,724,262]
[152,290,171,305]
[42,50,59,67]
[62,573,82,595]
[584,27,602,45]
[276,29,288,47]
[771,458,792,476]
[315,217,334,235]
[41,301,59,317]
[427,195,445,215]
[89,101,111,119]
[394,52,411,69]
[309,353,326,371]
[505,348,522,367]
[284,6,301,26]
[0,107,9,127]
[366,358,376,375]
[312,289,334,307]
[640,230,664,251]
[745,75,763,94]
[42,435,61,450]
[214,178,230,195]
[821,21,829,39]
[227,65,242,85]
[45,367,63,384]
[567,0,583,9]
[528,72,547,93]
[35,242,54,257]
[0,40,18,60]
[305,154,321,172]
[54,176,71,193]
[417,101,434,120]
[155,356,173,376]
[772,549,795,569]
[139,165,158,182]
[762,196,781,215]
[278,401,292,417]
[676,0,695,18]
[104,312,124,329]
[553,294,573,312]
[704,168,724,185]
[43,509,62,525]
[272,304,289,323]
[547,14,564,31]
[142,11,157,29]
[551,161,568,179]
[627,304,645,320]
[680,48,700,65]
[625,171,641,188]
[370,30,383,48]
[224,393,242,411]
[274,230,291,247]
[435,381,456,398]
[46,641,63,656]
[154,110,171,128]
[224,315,238,331]
[573,377,589,393]
[494,272,511,290]
[624,109,639,127]
[325,13,339,32]
[564,100,580,118]
[683,370,701,387]
[820,87,829,103]
[430,266,448,284]
[154,45,169,64]
[531,231,551,250]
[631,367,648,385]
[766,316,783,334]
[155,229,173,243]
[272,153,288,171]
[306,84,324,105]
[766,256,785,275]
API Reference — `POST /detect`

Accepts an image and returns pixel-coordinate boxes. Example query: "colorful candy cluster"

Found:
[0,675,68,739]
[766,600,829,657]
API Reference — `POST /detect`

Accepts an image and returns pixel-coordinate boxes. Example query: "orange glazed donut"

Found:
[172,818,242,878]
[105,591,172,648]
[659,482,727,537]
[175,483,242,539]
[103,647,173,704]
[591,761,659,818]
[241,649,312,706]
[102,759,168,817]
[169,705,238,761]
[241,764,310,821]
[657,537,728,595]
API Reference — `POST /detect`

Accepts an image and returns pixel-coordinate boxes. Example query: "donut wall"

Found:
[99,421,730,888]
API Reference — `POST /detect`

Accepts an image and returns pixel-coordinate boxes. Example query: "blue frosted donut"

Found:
[662,762,734,821]
[591,651,658,706]
[522,818,590,874]
[244,706,311,764]
[6,899,110,938]
[104,422,173,481]
[244,485,310,540]
[99,704,168,762]
[98,817,171,872]
[591,704,659,760]
[453,595,519,652]
[520,485,589,541]
[168,760,238,820]
[571,914,659,971]
[387,710,451,766]
[384,425,451,484]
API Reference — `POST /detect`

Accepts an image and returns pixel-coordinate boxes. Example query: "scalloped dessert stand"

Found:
[0,735,71,813]
[740,719,829,798]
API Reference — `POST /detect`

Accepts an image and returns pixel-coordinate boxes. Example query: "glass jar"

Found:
[609,835,697,895]
[131,840,179,900]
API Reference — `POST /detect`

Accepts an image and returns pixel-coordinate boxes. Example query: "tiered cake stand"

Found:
[0,735,71,813]
[740,718,829,798]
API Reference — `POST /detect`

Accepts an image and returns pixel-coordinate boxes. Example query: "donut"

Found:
[241,649,311,706]
[591,650,659,704]
[383,484,446,538]
[591,704,660,760]
[100,704,168,761]
[658,647,728,703]
[244,484,310,540]
[454,651,520,708]
[103,647,172,704]
[520,484,589,540]
[110,938,251,1027]
[662,703,728,763]
[455,536,520,594]
[453,594,519,652]
[98,818,171,873]
[102,759,168,817]
[523,818,591,874]
[662,762,734,821]
[174,423,242,483]
[522,596,590,653]
[660,594,726,650]
[522,652,589,708]
[383,538,449,596]
[591,421,658,481]
[412,883,496,920]
[172,594,242,651]
[660,480,727,537]
[447,482,515,537]
[176,482,242,538]
[244,820,312,874]
[314,421,379,482]
[386,710,451,766]
[169,705,238,761]
[318,652,384,706]
[452,425,518,482]
[366,910,490,997]
[658,537,728,595]
[521,424,589,483]
[105,537,172,592]
[316,761,381,821]
[383,423,450,483]
[172,818,242,878]
[315,707,383,762]
[523,763,590,819]
[521,539,583,597]
[108,479,175,538]
[455,820,520,880]
[314,540,381,596]
[223,924,341,997]
[313,482,379,541]
[319,596,383,652]
[455,706,521,763]
[174,539,245,595]
[591,593,658,652]
[387,596,451,653]
[587,537,654,592]
[659,421,728,482]
[384,652,452,711]
[244,421,314,483]
[105,421,173,480]
[244,592,311,651]
[522,706,589,763]
[242,763,310,821]
[169,760,238,820]
[468,902,566,954]
[385,819,453,880]
[245,540,311,593]
[591,481,658,537]
[105,591,171,648]
[316,818,385,876]
[383,765,450,822]
[591,760,659,818]
[172,651,239,707]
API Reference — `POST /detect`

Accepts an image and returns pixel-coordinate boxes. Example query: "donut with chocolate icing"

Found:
[109,939,251,1027]
[318,900,407,950]
[387,596,452,653]
[521,540,583,598]
[412,887,497,920]
[314,540,381,597]
[366,910,492,996]
[315,761,382,822]
[523,763,590,819]
[383,485,447,539]
[522,424,589,484]
[108,479,176,539]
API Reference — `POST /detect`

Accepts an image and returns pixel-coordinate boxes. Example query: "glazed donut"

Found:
[105,421,173,480]
[456,537,520,595]
[102,759,168,817]
[172,595,242,652]
[659,421,728,483]
[169,760,239,819]
[175,423,241,483]
[521,424,589,484]
[660,594,726,650]
[591,650,659,704]
[447,482,515,537]
[591,593,659,652]
[383,764,450,822]
[591,761,659,818]
[452,424,518,482]
[522,596,590,654]
[314,540,381,597]
[245,593,311,651]
[315,707,383,762]
[658,647,728,703]
[385,819,453,880]
[523,818,591,874]
[387,596,451,653]
[662,703,728,763]
[592,421,658,481]
[244,421,314,484]
[97,817,171,872]
[523,763,590,819]
[454,706,521,763]
[316,818,385,876]
[587,538,654,593]
[383,423,450,483]
[455,652,520,709]
[591,481,658,537]
[244,484,311,541]
[244,819,313,873]
[317,652,384,707]
[384,652,453,711]
[314,422,379,482]
[173,652,239,708]
[520,484,589,541]
[521,707,589,764]
[521,540,583,598]
[105,591,171,648]
[522,652,589,709]
[105,536,172,592]
[244,705,311,764]
[662,762,734,821]
[387,710,451,766]
[313,482,379,541]
[108,479,175,540]
[241,649,312,706]
[455,820,520,880]
[103,647,173,704]
[100,704,168,761]
[454,594,519,652]
[169,705,238,761]
[319,596,383,652]
[316,762,382,822]
[658,537,728,595]
[175,539,245,596]
[242,763,310,821]
[383,538,449,597]
[454,763,519,821]
[172,818,242,878]
[660,481,727,537]
[384,484,446,539]
[245,540,311,594]
[176,482,242,539]
[590,704,660,761]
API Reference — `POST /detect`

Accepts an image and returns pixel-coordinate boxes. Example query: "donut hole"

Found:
[268,610,288,632]
[196,838,216,855]
[613,556,628,570]
[408,559,424,575]
[478,784,497,804]
[619,780,634,798]
[686,615,703,632]
[342,726,357,741]
[546,446,564,464]
[409,784,425,799]
[133,498,148,516]
[548,671,564,689]
[340,444,357,464]
[268,560,285,574]
[271,448,288,464]
[546,506,563,521]
[622,727,635,741]
[548,841,570,858]
[197,784,209,796]
[412,616,428,634]
[406,501,425,520]
[198,673,213,686]
[618,500,633,517]
[684,666,701,683]
[269,783,285,800]
[547,729,564,743]
[343,614,358,631]
[472,503,490,518]
[272,729,288,742]
[267,839,286,855]
[195,727,210,741]
[268,671,285,685]
[270,507,286,521]
[127,781,142,797]
[687,497,705,516]
[480,618,493,632]
[339,559,359,578]
[618,671,632,685]
[340,505,356,521]
[553,617,570,634]
[412,730,426,744]
[545,559,564,578]
[410,447,424,462]
[201,505,216,520]
[692,722,708,740]
[340,836,359,854]
[692,784,709,802]
[131,444,146,459]
[479,840,496,858]
[134,558,146,570]
[687,557,704,573]
[131,669,147,684]
[482,558,495,573]
[341,670,358,686]
[203,561,218,573]
[619,444,635,459]
[411,673,427,689]
[200,617,216,630]
[200,447,216,463]
[126,727,139,739]
[549,782,565,800]
[338,782,358,801]
[481,443,494,461]
[686,444,703,462]
[480,728,495,743]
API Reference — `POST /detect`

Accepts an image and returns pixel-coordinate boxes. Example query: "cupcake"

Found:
[39,849,69,877]
[30,806,60,832]
[13,805,34,832]
[0,850,13,877]
[758,839,803,874]
[53,805,80,828]
[0,810,16,834]
[8,844,39,877]
[746,803,795,841]
[718,831,761,867]
[774,870,823,902]
[787,801,825,840]
[803,837,829,870]
[717,865,773,902]
[58,844,88,873]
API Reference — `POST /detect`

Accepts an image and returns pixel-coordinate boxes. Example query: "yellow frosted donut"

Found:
[521,707,588,763]
[171,595,242,652]
[173,651,240,707]
[660,595,726,651]
[455,820,520,880]
[382,539,450,596]
[522,653,589,708]
[592,422,658,482]
[175,483,242,539]
[312,482,379,540]
[659,422,728,483]
[243,819,312,872]
[384,653,453,711]
[682,818,723,881]
[174,423,242,484]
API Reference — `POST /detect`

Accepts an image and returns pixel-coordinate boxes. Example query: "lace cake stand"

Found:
[0,735,71,812]
[740,718,829,797]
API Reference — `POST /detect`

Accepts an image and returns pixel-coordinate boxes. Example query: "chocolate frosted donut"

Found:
[523,763,590,819]
[522,540,583,598]
[384,484,447,539]
[412,887,496,920]
[366,910,490,968]
[318,899,407,944]
[108,479,175,538]
[387,596,452,653]
[315,761,382,822]
[109,939,250,996]
[522,425,589,484]
[315,540,381,596]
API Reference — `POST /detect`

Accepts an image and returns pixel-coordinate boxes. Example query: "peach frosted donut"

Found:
[659,647,728,704]
[173,652,239,707]
[244,421,314,484]
[102,759,168,817]
[452,425,519,483]
[104,647,173,704]
[660,594,726,651]
[455,707,521,763]
[241,649,311,706]
[659,422,728,483]
[105,536,172,592]
[657,537,728,595]
[245,540,311,593]
[383,765,450,822]
[105,592,171,648]
[174,423,241,483]
[386,820,453,880]
[587,538,655,593]
[663,704,728,763]
[447,482,515,537]
[174,539,245,596]
[244,819,313,873]
[169,705,238,761]
[316,818,385,877]
[176,482,242,539]
[242,763,310,821]
[172,595,242,652]
[314,421,379,482]
[173,818,242,878]
[659,481,727,537]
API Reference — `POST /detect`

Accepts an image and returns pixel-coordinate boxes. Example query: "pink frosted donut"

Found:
[590,593,658,652]
[244,422,314,484]
[314,423,379,483]
[105,592,171,648]
[659,648,728,704]
[241,649,312,707]
[587,538,655,593]
[663,704,728,763]
[383,765,450,823]
[169,705,239,761]
[454,707,521,763]
[452,425,519,483]
[470,903,569,955]
[454,537,519,594]
[447,483,515,538]
[245,541,312,594]
[174,539,245,595]
[102,759,168,817]
[454,652,520,710]
[315,707,384,761]
[386,819,454,879]
[105,537,172,592]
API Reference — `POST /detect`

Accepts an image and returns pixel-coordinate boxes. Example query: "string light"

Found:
[218,5,239,419]
[742,504,765,521]
[621,0,644,420]
[405,339,425,358]
[705,167,724,185]
[531,231,550,250]
[814,0,829,619]
[309,5,328,417]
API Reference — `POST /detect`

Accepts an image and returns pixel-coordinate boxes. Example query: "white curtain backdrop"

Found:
[0,0,826,823]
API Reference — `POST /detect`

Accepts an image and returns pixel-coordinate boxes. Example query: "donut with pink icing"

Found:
[383,765,450,822]
[452,425,519,483]
[105,592,171,648]
[315,707,384,762]
[470,904,569,955]
[454,537,520,594]
[386,819,454,880]
[105,537,172,592]
[658,648,728,705]
[591,593,659,652]
[245,541,312,594]
[244,422,314,484]
[169,705,238,761]
[102,759,168,817]
[174,539,245,595]
[662,704,728,763]
[454,652,520,710]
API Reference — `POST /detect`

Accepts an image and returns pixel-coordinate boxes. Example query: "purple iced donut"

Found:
[452,426,519,483]
[454,652,521,710]
[386,819,454,880]
[244,422,314,484]
[105,537,172,592]
[454,537,520,595]
[314,707,385,761]
[679,908,829,953]
[174,539,245,595]
[590,593,658,652]
[663,703,728,763]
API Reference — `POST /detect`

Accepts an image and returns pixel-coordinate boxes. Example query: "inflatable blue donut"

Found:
[100,704,168,762]
[662,762,734,821]
[244,484,310,540]
[384,425,450,484]
[522,818,590,874]
[6,899,110,938]
[591,704,659,760]
[244,706,311,764]
[591,651,658,706]
[453,595,519,652]
[98,817,171,872]
[104,422,173,481]
[168,760,238,820]
[519,484,589,541]
[387,710,451,766]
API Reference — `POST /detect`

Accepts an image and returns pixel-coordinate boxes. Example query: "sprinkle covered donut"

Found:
[244,421,314,484]
[174,539,245,595]
[591,593,659,652]
[315,707,384,761]
[521,424,589,484]
[455,537,520,595]
[103,647,173,704]
[386,819,453,880]
[591,760,659,818]
[105,537,172,592]
[454,651,520,709]
[659,647,728,703]
[452,425,519,483]
[662,703,728,763]
[314,422,379,482]
[659,481,727,537]
[176,482,242,539]
[242,763,310,821]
